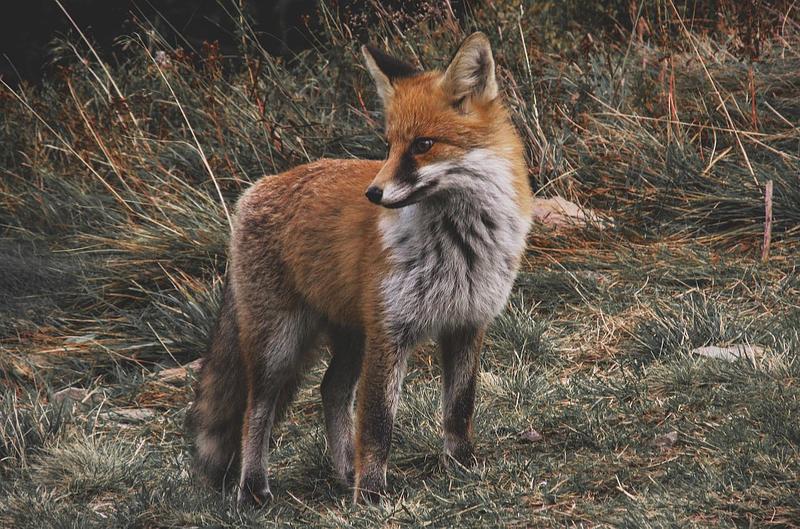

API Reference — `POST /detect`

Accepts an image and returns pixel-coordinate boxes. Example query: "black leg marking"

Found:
[439,326,484,467]
[354,341,411,503]
[321,326,364,485]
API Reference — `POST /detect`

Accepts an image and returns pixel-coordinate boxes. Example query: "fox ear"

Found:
[442,32,498,105]
[362,44,418,106]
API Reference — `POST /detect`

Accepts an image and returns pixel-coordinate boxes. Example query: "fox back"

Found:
[189,32,533,506]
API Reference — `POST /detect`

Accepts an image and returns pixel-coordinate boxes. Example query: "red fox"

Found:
[189,32,533,505]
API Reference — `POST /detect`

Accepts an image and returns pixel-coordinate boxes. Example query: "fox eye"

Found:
[410,137,434,155]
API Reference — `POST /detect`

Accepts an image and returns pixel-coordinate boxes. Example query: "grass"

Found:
[1,1,799,527]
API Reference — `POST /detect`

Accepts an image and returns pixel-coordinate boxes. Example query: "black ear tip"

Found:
[362,44,378,60]
[361,44,419,80]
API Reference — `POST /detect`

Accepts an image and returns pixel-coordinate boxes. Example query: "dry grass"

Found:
[1,1,799,527]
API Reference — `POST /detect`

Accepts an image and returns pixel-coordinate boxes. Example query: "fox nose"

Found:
[365,186,383,204]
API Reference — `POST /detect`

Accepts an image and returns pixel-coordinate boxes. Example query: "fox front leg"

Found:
[439,326,484,466]
[352,334,410,503]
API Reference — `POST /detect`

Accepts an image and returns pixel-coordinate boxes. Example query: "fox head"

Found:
[362,32,526,209]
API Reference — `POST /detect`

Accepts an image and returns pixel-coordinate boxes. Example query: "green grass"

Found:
[2,1,799,527]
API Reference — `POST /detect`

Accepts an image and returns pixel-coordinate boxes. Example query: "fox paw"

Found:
[353,473,385,504]
[237,474,273,507]
[333,453,355,487]
[445,441,478,468]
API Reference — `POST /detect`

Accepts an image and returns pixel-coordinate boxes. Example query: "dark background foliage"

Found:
[2,0,790,86]
[1,0,476,85]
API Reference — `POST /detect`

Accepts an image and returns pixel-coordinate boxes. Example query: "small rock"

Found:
[691,345,763,362]
[187,358,203,371]
[653,431,678,449]
[53,387,89,405]
[64,334,97,345]
[105,408,156,423]
[157,358,203,383]
[531,196,609,229]
[520,428,543,443]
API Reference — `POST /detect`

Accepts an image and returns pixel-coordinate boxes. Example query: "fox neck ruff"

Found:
[378,149,531,347]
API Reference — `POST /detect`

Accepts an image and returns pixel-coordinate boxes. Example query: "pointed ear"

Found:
[361,44,418,106]
[442,32,498,105]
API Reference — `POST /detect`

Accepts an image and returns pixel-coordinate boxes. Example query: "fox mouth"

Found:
[381,182,438,209]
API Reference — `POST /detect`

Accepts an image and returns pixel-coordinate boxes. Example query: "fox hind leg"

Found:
[321,326,364,485]
[237,308,321,506]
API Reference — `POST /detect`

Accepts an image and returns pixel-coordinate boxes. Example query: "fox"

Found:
[188,32,534,505]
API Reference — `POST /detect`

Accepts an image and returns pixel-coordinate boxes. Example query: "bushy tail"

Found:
[188,279,246,487]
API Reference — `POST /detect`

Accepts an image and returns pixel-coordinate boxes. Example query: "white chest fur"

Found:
[378,150,531,345]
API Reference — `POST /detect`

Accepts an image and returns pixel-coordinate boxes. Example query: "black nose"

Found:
[365,186,383,204]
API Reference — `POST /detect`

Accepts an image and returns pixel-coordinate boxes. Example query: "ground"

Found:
[1,2,799,527]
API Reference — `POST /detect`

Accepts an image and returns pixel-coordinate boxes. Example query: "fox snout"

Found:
[365,153,434,208]
[365,159,400,207]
